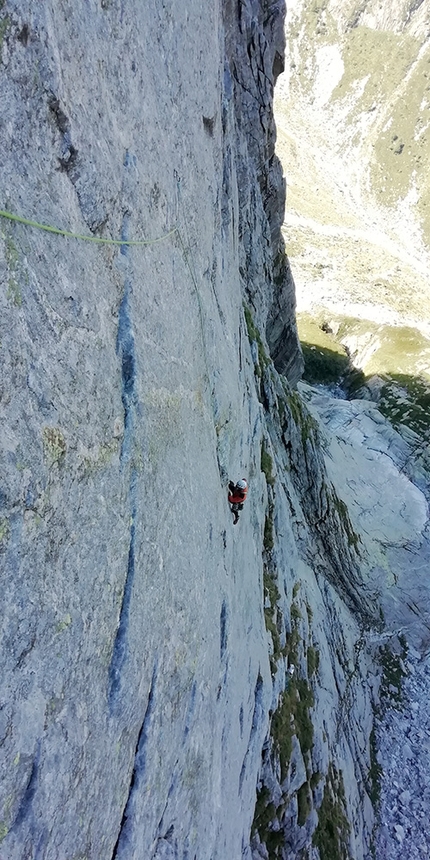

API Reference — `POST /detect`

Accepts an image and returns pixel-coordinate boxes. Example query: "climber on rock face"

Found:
[228,478,248,525]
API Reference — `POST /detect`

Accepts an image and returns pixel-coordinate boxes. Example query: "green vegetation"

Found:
[297,782,312,827]
[256,574,321,847]
[368,724,382,808]
[82,439,119,474]
[307,645,320,676]
[297,311,430,444]
[331,487,361,552]
[367,637,407,818]
[263,570,284,672]
[261,440,275,553]
[0,517,10,549]
[265,592,314,778]
[313,764,351,860]
[378,375,430,441]
[271,675,315,781]
[290,602,302,623]
[297,314,350,384]
[43,426,67,463]
[271,689,295,777]
[300,339,350,385]
[56,613,72,634]
[294,678,315,755]
[0,12,9,52]
[287,390,318,445]
[0,822,9,843]
[265,829,285,856]
[319,18,430,243]
[261,440,275,486]
[244,304,270,375]
[264,510,274,552]
[379,639,407,707]
[310,770,323,790]
[252,788,285,857]
[286,600,301,665]
[252,787,275,836]
[358,326,430,380]
[263,575,305,679]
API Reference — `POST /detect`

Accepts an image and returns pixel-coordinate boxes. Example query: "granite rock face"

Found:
[0,2,302,858]
[0,2,415,859]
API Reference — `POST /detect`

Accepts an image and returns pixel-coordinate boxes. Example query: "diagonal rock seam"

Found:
[110,665,158,860]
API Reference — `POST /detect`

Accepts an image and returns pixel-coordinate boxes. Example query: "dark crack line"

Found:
[108,157,143,709]
[110,664,158,860]
[12,741,41,829]
[108,484,137,710]
[239,672,264,793]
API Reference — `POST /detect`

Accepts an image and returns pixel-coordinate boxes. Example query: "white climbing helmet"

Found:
[237,479,247,489]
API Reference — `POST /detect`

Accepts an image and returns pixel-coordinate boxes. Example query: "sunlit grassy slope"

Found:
[275,0,430,442]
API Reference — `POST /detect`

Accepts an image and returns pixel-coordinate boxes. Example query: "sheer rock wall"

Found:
[1,2,378,859]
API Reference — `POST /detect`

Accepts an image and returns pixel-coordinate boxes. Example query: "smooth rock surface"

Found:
[0,2,298,857]
[302,384,430,650]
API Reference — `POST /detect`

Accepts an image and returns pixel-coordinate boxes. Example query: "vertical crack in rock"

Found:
[153,760,181,855]
[12,741,41,828]
[108,488,137,709]
[182,680,197,743]
[220,599,228,661]
[109,187,140,709]
[111,664,158,860]
[239,673,264,794]
[116,280,136,465]
[47,93,78,175]
[117,208,137,467]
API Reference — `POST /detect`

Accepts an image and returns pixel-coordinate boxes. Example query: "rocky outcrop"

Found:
[223,0,303,383]
[245,362,378,860]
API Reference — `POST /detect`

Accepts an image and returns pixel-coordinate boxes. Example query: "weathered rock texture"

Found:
[0,2,405,859]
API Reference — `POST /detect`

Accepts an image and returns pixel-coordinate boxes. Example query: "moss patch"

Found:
[244,304,271,374]
[264,570,284,672]
[331,487,361,551]
[307,645,320,676]
[252,788,286,856]
[0,517,10,549]
[297,782,312,827]
[268,597,313,779]
[379,639,407,707]
[261,440,275,486]
[271,675,315,781]
[313,764,351,860]
[56,613,72,634]
[288,389,319,445]
[43,426,67,463]
[378,375,430,440]
[368,724,382,809]
[0,11,10,52]
[264,510,275,552]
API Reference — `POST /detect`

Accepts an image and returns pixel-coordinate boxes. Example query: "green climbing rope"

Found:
[0,208,178,246]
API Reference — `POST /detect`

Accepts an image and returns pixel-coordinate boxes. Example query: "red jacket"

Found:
[228,487,248,505]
